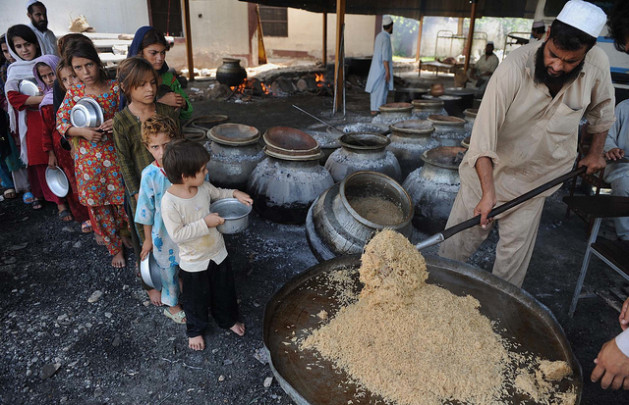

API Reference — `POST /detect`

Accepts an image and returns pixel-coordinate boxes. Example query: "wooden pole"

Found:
[415,16,423,62]
[463,0,478,74]
[323,13,327,66]
[334,0,346,113]
[256,5,268,64]
[181,0,195,81]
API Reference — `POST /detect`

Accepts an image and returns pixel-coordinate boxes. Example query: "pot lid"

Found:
[263,126,320,157]
[331,122,389,136]
[422,94,462,101]
[184,114,229,129]
[209,123,260,146]
[464,108,478,118]
[428,115,466,126]
[461,135,471,149]
[306,130,341,149]
[339,133,390,151]
[390,119,434,135]
[411,99,444,108]
[263,146,322,161]
[183,127,208,143]
[378,102,413,113]
[421,146,467,169]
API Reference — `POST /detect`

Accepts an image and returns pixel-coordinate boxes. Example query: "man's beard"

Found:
[534,42,584,88]
[32,19,47,32]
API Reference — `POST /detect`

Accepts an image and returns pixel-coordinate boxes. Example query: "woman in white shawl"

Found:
[5,24,55,210]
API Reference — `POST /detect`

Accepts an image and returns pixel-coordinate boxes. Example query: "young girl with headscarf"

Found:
[5,24,60,210]
[33,54,88,225]
[126,26,192,121]
[56,40,129,268]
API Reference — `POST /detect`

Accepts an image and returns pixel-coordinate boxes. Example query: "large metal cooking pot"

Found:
[463,108,478,135]
[306,171,413,261]
[411,99,447,120]
[372,102,413,125]
[402,146,464,234]
[325,133,401,182]
[263,254,582,405]
[387,119,437,179]
[207,123,264,189]
[332,122,389,136]
[422,94,463,117]
[303,129,341,165]
[445,87,475,113]
[428,114,467,147]
[248,155,333,224]
[394,87,429,103]
[216,58,247,87]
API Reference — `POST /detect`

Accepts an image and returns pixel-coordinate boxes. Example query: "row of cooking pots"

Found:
[204,122,471,259]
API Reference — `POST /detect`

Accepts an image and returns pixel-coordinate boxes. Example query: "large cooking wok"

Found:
[263,254,582,404]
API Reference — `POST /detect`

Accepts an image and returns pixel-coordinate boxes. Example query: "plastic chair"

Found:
[564,195,629,317]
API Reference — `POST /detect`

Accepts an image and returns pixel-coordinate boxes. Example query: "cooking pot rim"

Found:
[339,170,413,229]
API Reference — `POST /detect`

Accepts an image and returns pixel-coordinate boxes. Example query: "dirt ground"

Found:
[1,72,629,404]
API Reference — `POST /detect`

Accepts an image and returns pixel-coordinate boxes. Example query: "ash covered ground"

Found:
[1,80,628,404]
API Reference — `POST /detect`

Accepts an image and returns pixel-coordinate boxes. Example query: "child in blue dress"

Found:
[135,115,185,324]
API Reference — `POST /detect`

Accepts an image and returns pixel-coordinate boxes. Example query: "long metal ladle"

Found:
[415,165,589,250]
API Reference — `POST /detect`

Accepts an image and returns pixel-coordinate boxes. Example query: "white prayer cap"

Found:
[382,16,393,26]
[26,0,40,8]
[557,0,607,38]
[532,20,545,29]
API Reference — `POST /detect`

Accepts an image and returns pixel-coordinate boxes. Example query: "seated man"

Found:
[466,42,499,96]
[531,20,547,42]
[603,99,629,241]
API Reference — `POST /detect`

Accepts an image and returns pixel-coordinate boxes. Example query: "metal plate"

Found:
[45,166,69,198]
[140,253,162,290]
[263,254,582,405]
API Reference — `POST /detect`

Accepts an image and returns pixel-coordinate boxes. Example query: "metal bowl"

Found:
[209,123,260,146]
[70,97,104,128]
[19,79,41,96]
[211,198,252,234]
[140,253,162,290]
[45,166,69,198]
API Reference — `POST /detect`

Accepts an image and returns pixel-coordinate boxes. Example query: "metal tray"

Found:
[263,254,582,405]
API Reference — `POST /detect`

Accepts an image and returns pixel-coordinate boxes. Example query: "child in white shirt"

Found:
[161,139,252,351]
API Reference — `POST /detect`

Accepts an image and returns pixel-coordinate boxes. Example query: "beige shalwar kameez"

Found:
[439,41,615,287]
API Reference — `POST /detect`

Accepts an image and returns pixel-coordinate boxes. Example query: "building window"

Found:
[259,6,288,37]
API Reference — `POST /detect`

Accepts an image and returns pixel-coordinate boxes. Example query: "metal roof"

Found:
[240,0,539,19]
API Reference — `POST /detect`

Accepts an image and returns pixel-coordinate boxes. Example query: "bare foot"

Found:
[121,234,133,249]
[94,233,105,245]
[189,335,205,351]
[230,322,245,337]
[147,289,163,306]
[111,251,126,268]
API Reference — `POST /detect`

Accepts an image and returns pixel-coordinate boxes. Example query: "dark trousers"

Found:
[180,257,239,338]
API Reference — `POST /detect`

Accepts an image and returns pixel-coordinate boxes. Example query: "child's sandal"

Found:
[163,309,186,324]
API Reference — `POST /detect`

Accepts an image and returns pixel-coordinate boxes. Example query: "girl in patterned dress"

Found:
[56,40,128,268]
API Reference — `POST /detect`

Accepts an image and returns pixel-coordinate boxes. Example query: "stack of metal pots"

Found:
[325,133,402,182]
[428,114,467,147]
[248,127,333,224]
[306,171,414,261]
[372,102,413,125]
[402,146,466,234]
[387,119,437,179]
[207,123,264,189]
[411,99,447,120]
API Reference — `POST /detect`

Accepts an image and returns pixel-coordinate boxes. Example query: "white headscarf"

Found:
[4,26,45,165]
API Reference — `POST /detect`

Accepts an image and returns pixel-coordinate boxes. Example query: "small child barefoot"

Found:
[147,289,163,306]
[112,251,126,268]
[189,335,205,351]
[230,322,245,337]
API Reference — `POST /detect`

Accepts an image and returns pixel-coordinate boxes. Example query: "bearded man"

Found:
[26,0,58,56]
[438,0,615,288]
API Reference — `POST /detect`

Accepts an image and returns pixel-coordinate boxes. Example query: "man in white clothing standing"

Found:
[26,0,58,56]
[365,16,393,115]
